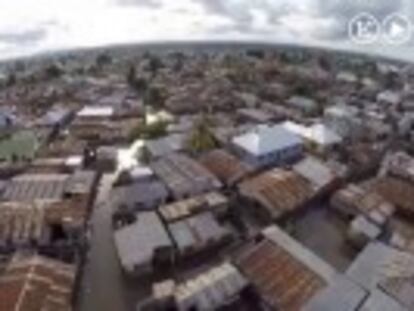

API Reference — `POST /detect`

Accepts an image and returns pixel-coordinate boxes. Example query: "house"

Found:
[114,211,173,276]
[236,108,273,123]
[239,168,313,220]
[347,215,382,248]
[330,184,395,224]
[283,121,342,153]
[111,179,168,212]
[324,104,362,139]
[0,196,92,258]
[151,153,221,200]
[381,151,414,183]
[336,71,358,84]
[38,106,73,129]
[159,192,228,223]
[232,124,303,168]
[147,263,248,311]
[292,156,343,194]
[366,177,414,218]
[0,110,17,130]
[199,149,252,186]
[168,211,232,257]
[76,105,114,120]
[1,173,69,202]
[146,133,186,159]
[377,90,402,106]
[0,254,76,311]
[345,242,414,310]
[287,96,318,116]
[235,225,337,310]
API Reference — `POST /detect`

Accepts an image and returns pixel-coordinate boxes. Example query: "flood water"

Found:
[77,174,148,311]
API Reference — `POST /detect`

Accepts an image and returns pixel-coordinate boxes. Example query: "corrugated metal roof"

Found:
[114,212,172,272]
[293,157,337,191]
[168,212,230,255]
[236,225,335,311]
[174,263,247,310]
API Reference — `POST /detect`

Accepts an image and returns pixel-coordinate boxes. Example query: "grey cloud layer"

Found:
[117,0,162,8]
[0,28,46,46]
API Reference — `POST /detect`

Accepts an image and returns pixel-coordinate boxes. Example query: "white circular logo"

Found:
[382,13,412,45]
[349,13,380,44]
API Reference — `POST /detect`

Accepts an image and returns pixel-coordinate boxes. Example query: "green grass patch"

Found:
[0,130,39,162]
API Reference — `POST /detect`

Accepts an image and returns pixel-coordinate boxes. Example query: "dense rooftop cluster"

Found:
[0,45,414,310]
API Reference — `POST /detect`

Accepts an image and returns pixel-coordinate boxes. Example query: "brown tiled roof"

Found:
[199,149,252,186]
[237,239,326,310]
[239,169,312,219]
[0,255,75,311]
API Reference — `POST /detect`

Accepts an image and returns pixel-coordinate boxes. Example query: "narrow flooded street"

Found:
[77,174,145,311]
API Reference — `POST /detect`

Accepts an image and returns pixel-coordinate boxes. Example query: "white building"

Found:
[283,121,342,152]
[232,124,303,168]
[77,105,114,118]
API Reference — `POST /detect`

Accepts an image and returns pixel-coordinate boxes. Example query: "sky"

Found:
[0,0,413,61]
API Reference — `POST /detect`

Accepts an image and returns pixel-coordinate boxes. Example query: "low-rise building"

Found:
[293,156,343,194]
[0,254,77,311]
[111,179,169,212]
[381,151,414,183]
[287,96,318,116]
[147,263,248,311]
[114,211,174,276]
[346,242,414,310]
[146,133,186,159]
[168,211,232,257]
[232,124,303,168]
[159,192,228,223]
[305,123,343,151]
[330,184,395,224]
[199,149,252,186]
[377,90,402,106]
[151,153,221,200]
[235,225,337,310]
[366,177,414,218]
[239,168,313,220]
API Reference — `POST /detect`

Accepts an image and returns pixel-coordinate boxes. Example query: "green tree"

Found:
[45,64,63,79]
[6,73,16,87]
[128,120,167,141]
[144,86,166,109]
[96,53,112,68]
[127,66,148,92]
[187,118,218,154]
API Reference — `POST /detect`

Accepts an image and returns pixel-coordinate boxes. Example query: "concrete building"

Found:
[232,124,303,168]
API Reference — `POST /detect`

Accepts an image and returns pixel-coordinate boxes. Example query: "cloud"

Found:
[0,28,47,46]
[116,0,162,8]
